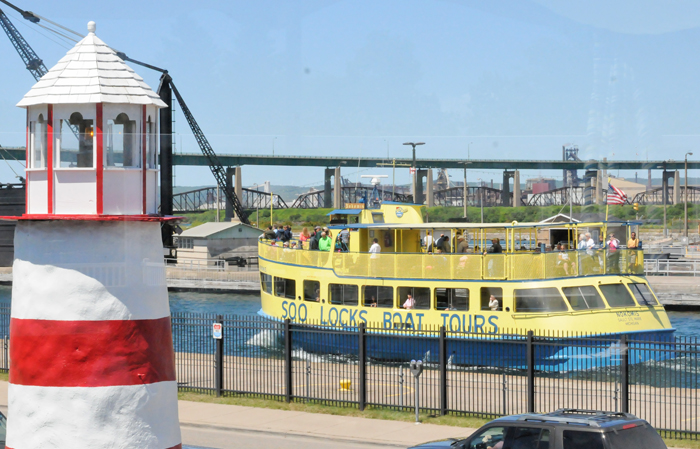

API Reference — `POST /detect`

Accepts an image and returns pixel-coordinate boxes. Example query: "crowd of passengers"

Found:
[262,226,640,266]
[262,224,350,252]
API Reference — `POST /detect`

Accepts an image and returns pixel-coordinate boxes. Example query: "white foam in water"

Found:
[246,329,280,348]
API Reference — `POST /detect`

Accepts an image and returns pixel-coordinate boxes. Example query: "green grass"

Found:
[178,390,490,429]
[177,391,698,448]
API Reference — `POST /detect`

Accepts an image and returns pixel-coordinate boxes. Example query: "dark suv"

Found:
[409,409,667,449]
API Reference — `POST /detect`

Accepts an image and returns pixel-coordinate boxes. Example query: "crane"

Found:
[0,0,249,226]
[0,1,46,80]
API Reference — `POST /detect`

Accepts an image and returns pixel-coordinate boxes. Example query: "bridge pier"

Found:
[324,168,333,207]
[334,167,342,209]
[513,170,521,207]
[225,167,233,221]
[414,169,427,205]
[235,166,243,221]
[662,170,675,205]
[673,170,680,204]
[502,170,515,206]
[426,169,434,207]
[583,169,597,205]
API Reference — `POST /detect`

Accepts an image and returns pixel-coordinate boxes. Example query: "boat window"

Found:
[372,213,385,223]
[303,280,320,302]
[363,286,393,308]
[514,288,568,313]
[480,287,503,311]
[629,283,659,306]
[260,273,272,294]
[562,286,606,310]
[599,284,636,307]
[397,287,430,310]
[274,277,296,299]
[329,284,358,306]
[435,288,468,311]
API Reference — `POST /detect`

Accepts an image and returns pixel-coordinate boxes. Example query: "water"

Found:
[0,286,697,336]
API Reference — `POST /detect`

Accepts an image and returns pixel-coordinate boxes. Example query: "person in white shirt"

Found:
[369,238,381,259]
[403,294,415,309]
[424,231,433,253]
[488,294,500,311]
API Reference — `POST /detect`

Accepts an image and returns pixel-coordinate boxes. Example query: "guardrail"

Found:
[645,259,700,277]
[165,265,259,283]
[259,242,644,280]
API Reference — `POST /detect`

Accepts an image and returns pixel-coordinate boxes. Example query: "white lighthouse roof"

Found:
[17,21,166,108]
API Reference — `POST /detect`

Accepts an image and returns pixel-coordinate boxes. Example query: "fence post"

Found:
[358,322,366,411]
[214,315,223,397]
[620,334,629,413]
[284,319,293,403]
[439,326,447,416]
[527,330,535,413]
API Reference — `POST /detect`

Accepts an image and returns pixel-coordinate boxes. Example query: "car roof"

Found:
[490,409,645,430]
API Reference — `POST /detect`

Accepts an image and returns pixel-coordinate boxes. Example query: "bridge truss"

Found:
[433,186,505,208]
[173,187,287,213]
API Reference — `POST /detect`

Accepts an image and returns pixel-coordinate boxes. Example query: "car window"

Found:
[0,412,6,446]
[605,425,666,449]
[562,431,604,449]
[508,427,548,449]
[468,426,507,449]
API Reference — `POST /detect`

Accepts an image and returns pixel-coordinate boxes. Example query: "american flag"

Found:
[607,181,627,205]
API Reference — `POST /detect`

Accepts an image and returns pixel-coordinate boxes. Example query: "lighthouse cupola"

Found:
[18,21,166,216]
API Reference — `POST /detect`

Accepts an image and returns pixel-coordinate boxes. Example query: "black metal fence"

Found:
[0,309,696,441]
[170,313,699,440]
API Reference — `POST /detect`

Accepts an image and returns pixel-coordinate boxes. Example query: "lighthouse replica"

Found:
[6,22,182,449]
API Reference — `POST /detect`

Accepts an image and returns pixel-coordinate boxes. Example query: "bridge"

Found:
[3,146,698,213]
[2,146,699,170]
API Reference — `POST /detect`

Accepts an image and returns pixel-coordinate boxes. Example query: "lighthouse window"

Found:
[260,273,272,294]
[435,288,469,311]
[107,113,140,167]
[147,116,157,168]
[30,114,48,168]
[562,286,606,310]
[274,277,296,299]
[397,287,430,310]
[57,113,94,168]
[514,288,568,313]
[329,284,358,306]
[599,284,636,307]
[363,285,393,308]
[629,283,659,306]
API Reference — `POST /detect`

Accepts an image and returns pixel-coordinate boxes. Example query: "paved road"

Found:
[181,424,404,449]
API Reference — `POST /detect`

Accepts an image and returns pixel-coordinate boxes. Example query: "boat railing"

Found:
[259,241,645,280]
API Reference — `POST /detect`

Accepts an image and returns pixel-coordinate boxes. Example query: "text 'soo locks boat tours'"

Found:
[257,187,672,370]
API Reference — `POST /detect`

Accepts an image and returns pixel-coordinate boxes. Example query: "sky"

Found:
[0,0,699,191]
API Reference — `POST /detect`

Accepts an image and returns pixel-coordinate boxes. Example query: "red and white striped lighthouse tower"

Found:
[6,21,181,449]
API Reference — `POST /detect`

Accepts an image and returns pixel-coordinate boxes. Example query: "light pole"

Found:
[272,136,277,156]
[477,177,484,223]
[685,152,693,238]
[403,142,425,202]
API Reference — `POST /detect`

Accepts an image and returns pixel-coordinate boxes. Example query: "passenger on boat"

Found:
[369,238,381,258]
[607,233,621,273]
[488,294,500,311]
[339,228,350,251]
[280,225,292,243]
[628,232,640,266]
[402,294,415,309]
[456,235,469,253]
[318,232,332,251]
[436,234,451,253]
[556,243,571,276]
[368,296,377,307]
[299,227,311,245]
[424,231,434,253]
[484,238,502,255]
[309,226,322,250]
[263,226,276,240]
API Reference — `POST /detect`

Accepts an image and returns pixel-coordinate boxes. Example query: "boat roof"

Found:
[328,220,640,230]
[326,209,363,215]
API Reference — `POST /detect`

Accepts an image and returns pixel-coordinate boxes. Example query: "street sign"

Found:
[212,322,223,339]
[409,167,416,175]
